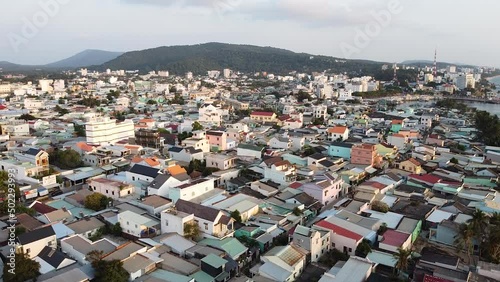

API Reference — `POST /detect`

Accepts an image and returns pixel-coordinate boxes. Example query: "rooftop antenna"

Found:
[433,48,437,77]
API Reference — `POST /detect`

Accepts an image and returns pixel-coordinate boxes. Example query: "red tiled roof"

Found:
[363,181,386,190]
[0,105,7,110]
[289,182,303,189]
[278,114,291,121]
[381,229,410,247]
[423,274,453,282]
[392,120,403,125]
[251,111,274,116]
[315,220,363,241]
[327,126,348,134]
[30,202,57,214]
[409,174,441,184]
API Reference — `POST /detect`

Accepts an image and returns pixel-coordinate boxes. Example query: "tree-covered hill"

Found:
[97,42,387,75]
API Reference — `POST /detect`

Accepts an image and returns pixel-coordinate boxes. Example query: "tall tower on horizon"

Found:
[433,48,437,77]
[393,63,398,83]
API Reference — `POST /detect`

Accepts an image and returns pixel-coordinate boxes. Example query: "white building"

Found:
[258,245,306,282]
[456,73,475,89]
[198,104,223,126]
[85,117,134,145]
[337,89,354,101]
[87,178,135,199]
[292,225,330,263]
[169,178,215,203]
[118,210,160,238]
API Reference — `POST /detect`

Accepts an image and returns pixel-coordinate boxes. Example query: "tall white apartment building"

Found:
[85,117,134,145]
[456,74,475,89]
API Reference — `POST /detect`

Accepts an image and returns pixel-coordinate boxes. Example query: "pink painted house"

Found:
[207,131,227,152]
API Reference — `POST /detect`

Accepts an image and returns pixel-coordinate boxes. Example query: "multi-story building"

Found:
[312,105,328,120]
[207,131,227,152]
[198,104,223,126]
[169,178,215,203]
[206,153,236,170]
[302,173,345,206]
[262,158,297,185]
[135,129,165,149]
[351,143,379,167]
[85,117,134,145]
[456,73,475,89]
[11,148,50,176]
[162,199,234,239]
[292,225,330,263]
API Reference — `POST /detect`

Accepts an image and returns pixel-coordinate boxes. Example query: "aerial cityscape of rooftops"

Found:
[1,1,500,282]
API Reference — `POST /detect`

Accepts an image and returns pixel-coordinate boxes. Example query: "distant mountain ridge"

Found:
[97,42,387,75]
[0,49,123,71]
[45,49,123,68]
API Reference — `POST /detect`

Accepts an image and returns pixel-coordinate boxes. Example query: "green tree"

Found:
[371,201,389,213]
[183,221,200,240]
[296,90,311,102]
[3,252,41,282]
[93,259,129,282]
[74,124,86,137]
[147,99,157,105]
[455,223,474,262]
[157,128,170,134]
[84,193,110,211]
[355,239,372,258]
[231,210,242,223]
[18,114,37,121]
[474,110,500,146]
[468,209,489,256]
[192,121,204,131]
[50,149,83,169]
[392,247,411,275]
[484,225,500,263]
[292,207,303,216]
[111,222,123,236]
[449,157,459,164]
[54,105,69,116]
[86,250,104,265]
[377,223,388,235]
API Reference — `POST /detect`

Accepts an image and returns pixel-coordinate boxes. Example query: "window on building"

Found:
[204,223,208,230]
[165,220,168,226]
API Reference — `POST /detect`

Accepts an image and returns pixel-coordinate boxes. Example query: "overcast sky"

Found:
[1,0,498,67]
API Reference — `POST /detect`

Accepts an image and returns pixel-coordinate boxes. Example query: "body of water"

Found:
[399,101,500,116]
[488,76,500,86]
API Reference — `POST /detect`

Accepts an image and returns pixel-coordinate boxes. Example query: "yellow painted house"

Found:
[398,158,423,174]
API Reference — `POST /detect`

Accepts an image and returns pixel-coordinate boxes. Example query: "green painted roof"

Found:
[199,238,247,259]
[190,271,214,282]
[151,269,193,282]
[201,253,227,269]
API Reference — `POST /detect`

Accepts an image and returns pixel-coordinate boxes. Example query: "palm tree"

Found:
[490,212,500,226]
[393,247,411,275]
[455,223,474,263]
[468,209,489,256]
[468,209,488,236]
